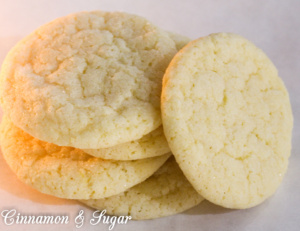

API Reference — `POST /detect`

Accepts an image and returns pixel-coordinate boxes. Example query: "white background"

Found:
[0,0,299,230]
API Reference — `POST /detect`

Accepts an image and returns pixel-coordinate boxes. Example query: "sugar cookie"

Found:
[167,31,191,50]
[161,33,293,209]
[0,11,177,149]
[83,126,170,160]
[0,116,171,199]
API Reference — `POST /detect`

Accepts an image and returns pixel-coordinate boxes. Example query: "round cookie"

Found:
[0,11,177,149]
[80,157,204,220]
[0,116,171,199]
[161,33,293,209]
[83,126,170,160]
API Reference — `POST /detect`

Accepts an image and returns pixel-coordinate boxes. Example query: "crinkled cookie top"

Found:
[161,33,293,209]
[0,11,177,149]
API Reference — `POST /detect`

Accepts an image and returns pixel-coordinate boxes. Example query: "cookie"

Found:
[83,126,170,160]
[0,116,171,199]
[80,157,204,220]
[161,33,293,209]
[0,11,177,149]
[167,31,191,50]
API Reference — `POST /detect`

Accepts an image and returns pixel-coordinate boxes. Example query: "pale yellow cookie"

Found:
[0,11,177,149]
[80,157,204,220]
[0,116,171,199]
[161,33,293,209]
[83,126,170,160]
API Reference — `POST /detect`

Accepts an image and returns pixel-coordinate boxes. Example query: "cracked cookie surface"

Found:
[80,157,204,220]
[161,33,293,209]
[0,11,177,149]
[0,116,170,199]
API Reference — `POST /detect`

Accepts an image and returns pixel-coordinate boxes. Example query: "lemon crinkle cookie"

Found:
[80,157,204,220]
[0,116,171,199]
[0,11,177,149]
[161,33,293,209]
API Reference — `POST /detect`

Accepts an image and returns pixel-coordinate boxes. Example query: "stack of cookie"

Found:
[0,11,293,220]
[0,11,204,219]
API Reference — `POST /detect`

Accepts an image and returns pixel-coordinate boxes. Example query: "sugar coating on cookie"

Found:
[0,116,171,199]
[0,11,177,149]
[80,157,204,220]
[161,33,293,209]
[83,126,170,160]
